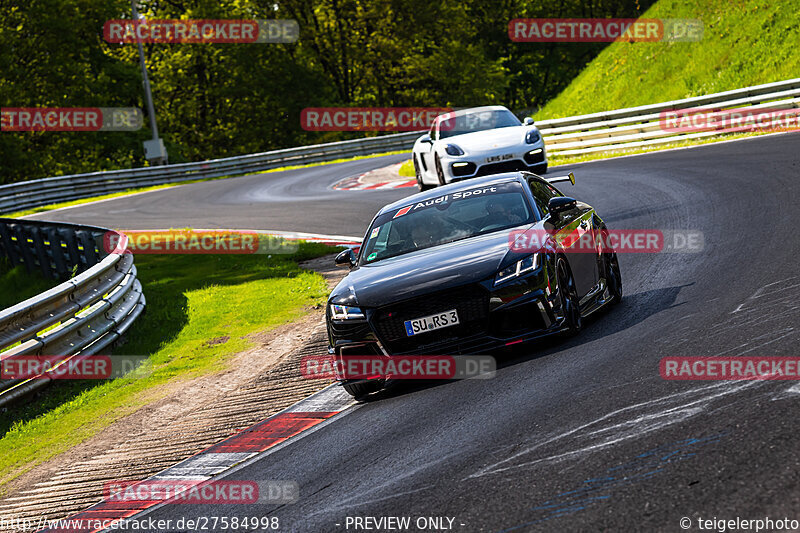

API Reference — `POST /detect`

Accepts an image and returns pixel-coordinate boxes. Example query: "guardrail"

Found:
[0,79,796,403]
[0,133,420,215]
[1,77,798,216]
[538,77,800,156]
[0,219,145,406]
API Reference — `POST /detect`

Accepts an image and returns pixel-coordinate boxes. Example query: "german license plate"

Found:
[487,153,514,163]
[404,309,459,336]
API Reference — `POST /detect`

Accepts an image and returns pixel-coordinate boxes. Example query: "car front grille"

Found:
[328,320,372,340]
[476,160,529,177]
[371,285,489,354]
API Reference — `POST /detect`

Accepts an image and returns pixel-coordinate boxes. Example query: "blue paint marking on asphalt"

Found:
[497,432,728,532]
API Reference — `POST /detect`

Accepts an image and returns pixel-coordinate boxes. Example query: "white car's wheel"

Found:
[413,155,432,191]
[434,155,446,186]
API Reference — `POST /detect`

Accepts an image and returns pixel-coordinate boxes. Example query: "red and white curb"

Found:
[255,229,362,247]
[42,385,357,532]
[333,174,416,191]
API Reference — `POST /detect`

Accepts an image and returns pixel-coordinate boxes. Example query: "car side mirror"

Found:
[548,196,577,216]
[523,117,534,126]
[334,248,356,268]
[419,134,433,144]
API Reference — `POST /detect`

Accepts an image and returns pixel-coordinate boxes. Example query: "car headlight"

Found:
[525,129,541,144]
[494,254,539,285]
[330,304,365,320]
[445,143,465,156]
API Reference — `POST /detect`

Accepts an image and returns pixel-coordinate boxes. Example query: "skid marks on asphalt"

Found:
[658,275,799,397]
[496,431,727,532]
[722,276,799,340]
[466,380,764,481]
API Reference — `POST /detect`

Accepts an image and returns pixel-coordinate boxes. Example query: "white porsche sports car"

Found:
[411,106,547,191]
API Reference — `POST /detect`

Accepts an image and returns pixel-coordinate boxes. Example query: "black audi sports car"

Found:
[326,171,622,398]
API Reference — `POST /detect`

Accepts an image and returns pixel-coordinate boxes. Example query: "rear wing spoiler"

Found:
[544,172,575,186]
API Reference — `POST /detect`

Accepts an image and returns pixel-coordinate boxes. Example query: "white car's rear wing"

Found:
[544,172,575,186]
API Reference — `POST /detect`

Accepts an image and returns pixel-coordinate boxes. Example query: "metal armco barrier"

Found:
[0,78,800,213]
[0,219,145,406]
[0,133,420,214]
[2,77,799,215]
[0,79,797,404]
[538,77,800,156]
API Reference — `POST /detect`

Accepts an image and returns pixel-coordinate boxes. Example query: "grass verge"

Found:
[536,0,800,119]
[0,260,57,310]
[398,159,415,178]
[0,241,336,491]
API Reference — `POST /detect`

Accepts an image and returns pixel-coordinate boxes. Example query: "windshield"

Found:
[360,182,533,265]
[438,109,522,139]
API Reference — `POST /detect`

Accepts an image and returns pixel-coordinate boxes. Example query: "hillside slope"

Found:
[537,0,800,119]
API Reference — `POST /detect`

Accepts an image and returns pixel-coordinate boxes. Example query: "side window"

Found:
[545,183,563,198]
[527,179,553,216]
[429,121,437,141]
[526,177,564,217]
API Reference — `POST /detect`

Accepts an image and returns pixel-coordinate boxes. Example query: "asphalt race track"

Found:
[36,133,800,531]
[28,154,410,236]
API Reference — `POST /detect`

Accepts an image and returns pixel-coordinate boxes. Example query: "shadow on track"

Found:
[356,283,691,403]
